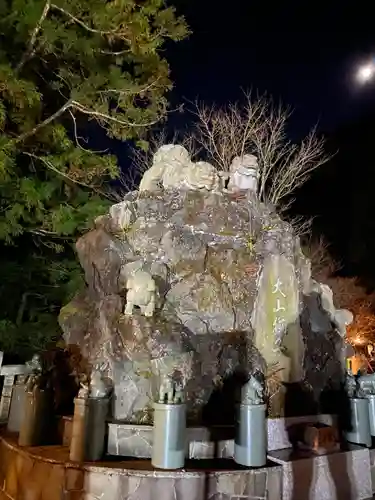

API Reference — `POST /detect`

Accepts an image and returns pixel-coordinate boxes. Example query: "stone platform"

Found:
[0,429,282,500]
[107,414,336,458]
[1,426,375,499]
[269,445,373,500]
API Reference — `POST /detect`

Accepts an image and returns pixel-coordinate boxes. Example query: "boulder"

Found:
[59,145,350,422]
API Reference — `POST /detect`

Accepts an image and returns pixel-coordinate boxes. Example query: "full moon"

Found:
[357,63,375,83]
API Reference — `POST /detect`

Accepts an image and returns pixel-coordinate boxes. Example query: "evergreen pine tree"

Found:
[0,0,188,358]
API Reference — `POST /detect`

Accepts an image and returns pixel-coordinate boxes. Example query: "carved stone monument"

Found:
[59,145,350,425]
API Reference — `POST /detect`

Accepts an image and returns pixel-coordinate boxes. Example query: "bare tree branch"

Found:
[23,152,112,201]
[17,1,51,72]
[286,215,314,238]
[14,100,73,145]
[23,151,92,189]
[12,80,164,146]
[187,91,331,209]
[68,109,108,154]
[70,100,162,128]
[50,4,130,39]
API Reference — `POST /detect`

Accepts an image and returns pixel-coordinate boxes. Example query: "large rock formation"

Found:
[59,145,352,424]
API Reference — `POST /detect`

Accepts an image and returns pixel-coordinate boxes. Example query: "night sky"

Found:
[164,1,375,283]
[167,0,375,137]
[95,1,375,279]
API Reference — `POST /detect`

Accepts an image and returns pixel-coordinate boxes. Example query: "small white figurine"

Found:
[124,269,157,317]
[358,372,375,396]
[78,382,89,399]
[26,354,42,374]
[228,154,259,193]
[158,377,184,404]
[25,354,43,392]
[138,144,225,193]
[89,369,107,398]
[241,375,265,405]
[25,373,39,392]
[139,145,190,192]
[162,159,224,192]
[345,370,358,398]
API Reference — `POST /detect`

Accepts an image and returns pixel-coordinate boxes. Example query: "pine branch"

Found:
[50,4,130,40]
[23,151,93,189]
[17,1,51,72]
[14,100,73,144]
[71,100,162,128]
[98,77,161,96]
[14,79,161,145]
[23,152,113,200]
[16,1,132,74]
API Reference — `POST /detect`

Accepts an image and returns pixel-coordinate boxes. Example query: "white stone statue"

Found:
[163,160,225,192]
[78,382,89,399]
[228,154,259,193]
[139,145,190,192]
[358,372,375,396]
[25,373,39,392]
[158,377,184,404]
[241,375,265,405]
[25,354,43,391]
[109,201,135,231]
[89,369,107,398]
[138,144,225,193]
[124,269,157,317]
[26,354,42,374]
[345,370,358,398]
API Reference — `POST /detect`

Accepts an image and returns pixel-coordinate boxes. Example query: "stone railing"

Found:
[0,351,30,422]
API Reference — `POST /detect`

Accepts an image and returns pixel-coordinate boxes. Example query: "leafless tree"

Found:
[188,91,330,209]
[301,236,338,279]
[286,215,314,238]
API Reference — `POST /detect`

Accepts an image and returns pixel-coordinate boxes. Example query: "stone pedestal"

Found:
[70,397,109,462]
[0,430,284,500]
[18,389,48,446]
[61,415,73,446]
[234,403,267,467]
[7,382,26,433]
[269,445,372,500]
[345,397,371,448]
[108,414,336,459]
[367,394,375,436]
[70,397,88,462]
[151,402,186,470]
[85,397,109,461]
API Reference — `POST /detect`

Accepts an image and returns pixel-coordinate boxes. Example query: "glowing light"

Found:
[357,62,375,83]
[353,335,366,345]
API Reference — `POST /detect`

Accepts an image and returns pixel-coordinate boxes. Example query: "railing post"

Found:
[0,363,30,423]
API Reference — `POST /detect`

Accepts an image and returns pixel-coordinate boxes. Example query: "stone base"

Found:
[268,445,373,500]
[2,425,375,499]
[0,428,282,500]
[107,414,336,459]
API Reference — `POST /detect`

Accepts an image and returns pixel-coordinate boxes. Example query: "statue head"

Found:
[153,144,191,166]
[26,353,42,374]
[230,154,259,175]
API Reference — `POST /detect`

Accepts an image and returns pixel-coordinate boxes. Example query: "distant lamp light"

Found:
[357,62,375,83]
[353,335,365,345]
